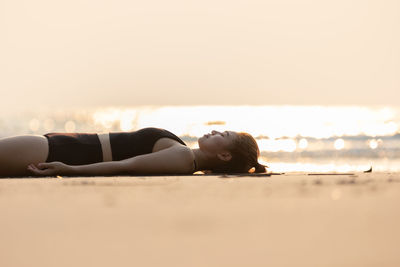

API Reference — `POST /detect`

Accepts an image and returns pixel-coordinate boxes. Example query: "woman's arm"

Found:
[72,161,126,176]
[28,145,194,176]
[28,160,127,176]
[121,145,194,174]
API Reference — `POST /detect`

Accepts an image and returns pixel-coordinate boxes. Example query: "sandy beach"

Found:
[1,172,399,267]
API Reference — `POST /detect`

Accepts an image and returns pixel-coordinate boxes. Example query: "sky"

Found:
[1,0,399,109]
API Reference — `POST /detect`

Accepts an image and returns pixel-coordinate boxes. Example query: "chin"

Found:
[197,138,205,150]
[197,136,206,150]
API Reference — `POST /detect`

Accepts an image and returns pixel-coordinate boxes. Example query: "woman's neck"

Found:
[191,148,219,171]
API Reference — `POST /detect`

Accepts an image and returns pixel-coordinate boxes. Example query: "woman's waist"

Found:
[97,133,112,162]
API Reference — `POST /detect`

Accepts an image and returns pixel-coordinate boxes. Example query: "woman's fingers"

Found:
[27,165,39,175]
[27,163,54,176]
[37,162,52,169]
[27,164,43,175]
[27,162,68,176]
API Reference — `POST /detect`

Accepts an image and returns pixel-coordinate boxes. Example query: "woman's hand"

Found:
[27,162,72,176]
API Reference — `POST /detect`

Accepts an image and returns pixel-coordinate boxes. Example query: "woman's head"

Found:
[198,130,266,173]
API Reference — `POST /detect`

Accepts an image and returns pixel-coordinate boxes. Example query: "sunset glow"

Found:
[91,106,400,140]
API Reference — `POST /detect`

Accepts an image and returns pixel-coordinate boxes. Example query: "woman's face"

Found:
[198,130,237,155]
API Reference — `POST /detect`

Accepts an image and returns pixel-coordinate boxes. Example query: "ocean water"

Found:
[1,105,399,173]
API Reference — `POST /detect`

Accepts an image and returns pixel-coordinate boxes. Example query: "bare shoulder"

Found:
[153,137,186,152]
[153,138,195,170]
[169,145,195,165]
[160,145,194,173]
[121,143,195,174]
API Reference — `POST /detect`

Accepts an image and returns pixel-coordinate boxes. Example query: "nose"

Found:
[211,130,219,135]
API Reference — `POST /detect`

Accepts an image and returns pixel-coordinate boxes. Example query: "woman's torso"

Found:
[108,127,186,161]
[44,127,186,165]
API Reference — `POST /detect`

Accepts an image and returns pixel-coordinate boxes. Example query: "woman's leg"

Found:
[0,135,49,176]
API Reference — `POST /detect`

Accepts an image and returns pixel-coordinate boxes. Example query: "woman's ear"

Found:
[217,152,232,162]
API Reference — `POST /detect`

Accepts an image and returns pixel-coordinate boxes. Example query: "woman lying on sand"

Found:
[0,127,266,177]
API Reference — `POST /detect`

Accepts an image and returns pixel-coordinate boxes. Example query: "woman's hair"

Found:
[211,132,267,173]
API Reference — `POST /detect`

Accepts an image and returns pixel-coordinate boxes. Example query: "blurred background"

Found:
[1,0,399,172]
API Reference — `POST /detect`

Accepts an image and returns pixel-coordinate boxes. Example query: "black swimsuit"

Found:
[109,128,186,160]
[44,127,187,165]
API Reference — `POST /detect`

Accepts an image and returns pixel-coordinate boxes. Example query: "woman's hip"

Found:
[0,135,49,176]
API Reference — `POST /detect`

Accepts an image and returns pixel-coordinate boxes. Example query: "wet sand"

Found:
[1,172,400,267]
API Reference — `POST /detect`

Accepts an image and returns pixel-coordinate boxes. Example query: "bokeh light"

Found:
[29,118,40,132]
[64,120,76,132]
[334,138,345,150]
[298,138,308,150]
[368,139,378,149]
